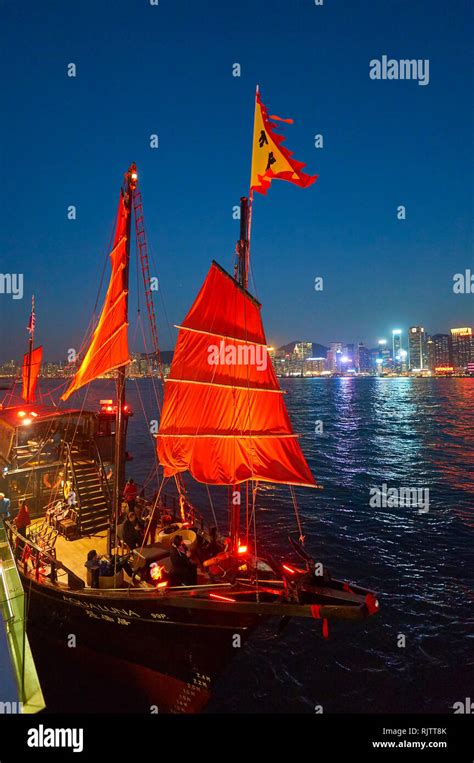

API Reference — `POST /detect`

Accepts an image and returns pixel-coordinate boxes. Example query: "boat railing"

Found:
[4,520,85,591]
[0,522,45,712]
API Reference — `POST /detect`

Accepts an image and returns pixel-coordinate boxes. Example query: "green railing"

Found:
[0,523,45,713]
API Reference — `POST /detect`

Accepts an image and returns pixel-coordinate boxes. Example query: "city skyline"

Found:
[1,322,472,374]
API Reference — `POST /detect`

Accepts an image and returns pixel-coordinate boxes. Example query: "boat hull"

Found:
[21,573,262,713]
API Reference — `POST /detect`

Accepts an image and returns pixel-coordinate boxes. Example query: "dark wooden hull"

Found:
[21,573,262,713]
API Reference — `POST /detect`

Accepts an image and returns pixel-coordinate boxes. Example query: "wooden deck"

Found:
[31,520,108,582]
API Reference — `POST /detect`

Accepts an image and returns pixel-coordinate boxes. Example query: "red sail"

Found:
[61,193,130,401]
[21,346,42,402]
[157,262,316,487]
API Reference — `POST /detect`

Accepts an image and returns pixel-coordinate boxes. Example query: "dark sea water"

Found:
[35,377,474,713]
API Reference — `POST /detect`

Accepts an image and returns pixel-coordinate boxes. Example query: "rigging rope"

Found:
[290,484,305,544]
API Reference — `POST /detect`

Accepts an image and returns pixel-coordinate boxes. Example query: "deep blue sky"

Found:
[1,0,472,361]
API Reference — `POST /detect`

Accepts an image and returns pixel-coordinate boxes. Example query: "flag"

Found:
[27,296,36,335]
[250,89,318,196]
[22,345,42,402]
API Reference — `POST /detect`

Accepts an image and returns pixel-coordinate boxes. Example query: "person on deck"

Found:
[0,493,11,522]
[169,535,197,586]
[14,500,31,534]
[85,549,101,588]
[123,479,138,511]
[122,511,143,551]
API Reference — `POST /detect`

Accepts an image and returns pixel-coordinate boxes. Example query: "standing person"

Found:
[122,511,143,551]
[14,499,31,535]
[0,493,11,522]
[123,479,138,511]
[169,535,197,586]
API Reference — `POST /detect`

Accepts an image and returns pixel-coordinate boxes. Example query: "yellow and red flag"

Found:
[250,89,318,196]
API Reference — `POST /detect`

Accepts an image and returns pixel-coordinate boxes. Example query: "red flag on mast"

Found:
[22,346,42,402]
[250,89,318,196]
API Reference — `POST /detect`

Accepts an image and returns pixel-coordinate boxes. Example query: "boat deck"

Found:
[31,520,109,583]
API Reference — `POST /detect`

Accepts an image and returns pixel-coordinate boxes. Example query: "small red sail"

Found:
[21,345,42,402]
[157,262,317,487]
[61,193,130,401]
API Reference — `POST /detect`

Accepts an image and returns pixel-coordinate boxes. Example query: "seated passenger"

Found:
[85,549,101,588]
[169,534,197,586]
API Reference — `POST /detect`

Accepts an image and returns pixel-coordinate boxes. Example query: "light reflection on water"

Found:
[40,377,474,713]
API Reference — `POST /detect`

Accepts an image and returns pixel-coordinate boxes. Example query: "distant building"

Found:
[408,326,427,370]
[392,330,402,360]
[326,342,343,372]
[391,330,403,370]
[450,327,474,370]
[306,357,326,374]
[428,334,452,370]
[343,343,356,369]
[293,342,313,362]
[0,360,20,376]
[357,343,371,372]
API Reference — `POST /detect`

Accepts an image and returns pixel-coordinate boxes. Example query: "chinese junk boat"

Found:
[3,97,378,714]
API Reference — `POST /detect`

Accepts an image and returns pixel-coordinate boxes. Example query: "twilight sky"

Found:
[0,0,472,362]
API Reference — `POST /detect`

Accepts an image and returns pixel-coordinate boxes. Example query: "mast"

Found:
[230,197,250,552]
[111,163,137,547]
[26,295,34,404]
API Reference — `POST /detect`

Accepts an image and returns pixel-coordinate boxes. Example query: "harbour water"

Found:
[23,377,474,712]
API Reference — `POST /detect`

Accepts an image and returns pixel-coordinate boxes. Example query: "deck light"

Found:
[17,411,26,418]
[22,418,32,426]
[150,563,164,581]
[237,545,248,554]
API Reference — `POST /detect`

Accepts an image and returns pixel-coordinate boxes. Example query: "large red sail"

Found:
[61,193,130,401]
[157,262,316,487]
[21,345,42,402]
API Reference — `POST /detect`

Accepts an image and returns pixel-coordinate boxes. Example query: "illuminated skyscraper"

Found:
[450,328,474,370]
[408,326,427,370]
[392,330,402,359]
[428,334,452,370]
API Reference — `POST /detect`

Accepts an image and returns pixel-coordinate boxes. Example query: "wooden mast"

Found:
[230,196,250,552]
[111,163,136,551]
